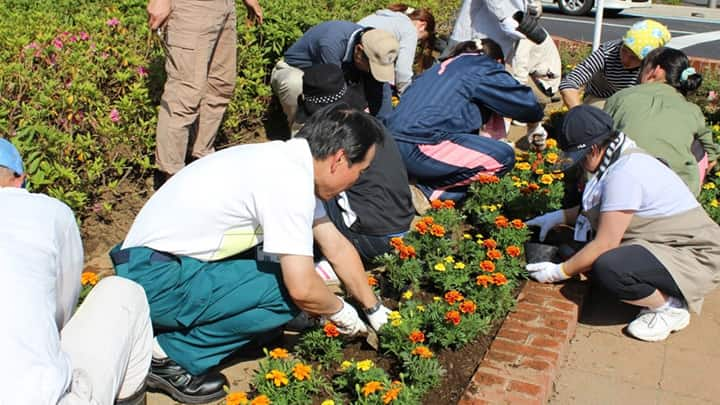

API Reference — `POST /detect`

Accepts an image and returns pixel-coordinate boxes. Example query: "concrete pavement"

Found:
[625,3,720,20]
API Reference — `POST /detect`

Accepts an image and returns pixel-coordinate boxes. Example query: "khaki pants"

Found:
[270,60,304,126]
[155,0,237,174]
[59,277,153,404]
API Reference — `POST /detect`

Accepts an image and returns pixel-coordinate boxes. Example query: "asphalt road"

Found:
[541,6,720,60]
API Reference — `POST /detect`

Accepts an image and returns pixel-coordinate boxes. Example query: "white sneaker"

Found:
[626,305,690,342]
[315,259,339,285]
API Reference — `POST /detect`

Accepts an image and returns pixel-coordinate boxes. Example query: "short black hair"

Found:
[441,39,504,63]
[294,103,385,166]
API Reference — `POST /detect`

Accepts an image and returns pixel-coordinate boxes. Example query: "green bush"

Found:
[0,0,459,214]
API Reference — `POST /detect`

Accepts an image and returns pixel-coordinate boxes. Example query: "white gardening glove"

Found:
[527,125,548,151]
[526,262,570,283]
[499,17,527,41]
[328,297,368,336]
[527,0,543,16]
[366,304,391,332]
[526,210,565,242]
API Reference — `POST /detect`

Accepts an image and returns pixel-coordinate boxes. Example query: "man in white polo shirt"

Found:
[111,105,391,404]
[0,138,152,405]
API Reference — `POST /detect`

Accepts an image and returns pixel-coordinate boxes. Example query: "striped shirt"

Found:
[559,40,639,99]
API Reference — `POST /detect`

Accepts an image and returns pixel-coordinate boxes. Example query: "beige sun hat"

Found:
[360,29,399,83]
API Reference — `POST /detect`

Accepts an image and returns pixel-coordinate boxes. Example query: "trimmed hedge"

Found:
[0,0,460,213]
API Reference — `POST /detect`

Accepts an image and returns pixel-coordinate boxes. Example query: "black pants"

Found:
[591,245,684,301]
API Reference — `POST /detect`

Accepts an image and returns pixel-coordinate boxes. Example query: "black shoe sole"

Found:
[147,373,225,405]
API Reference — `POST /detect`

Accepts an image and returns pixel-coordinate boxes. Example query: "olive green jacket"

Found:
[605,82,718,196]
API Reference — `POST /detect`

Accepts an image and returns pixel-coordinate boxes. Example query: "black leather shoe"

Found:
[115,381,146,405]
[147,357,227,404]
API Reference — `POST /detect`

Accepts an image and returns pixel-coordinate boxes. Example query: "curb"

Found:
[459,279,588,405]
[551,36,720,71]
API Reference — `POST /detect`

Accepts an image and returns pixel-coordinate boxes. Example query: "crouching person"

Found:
[110,106,391,403]
[0,139,152,405]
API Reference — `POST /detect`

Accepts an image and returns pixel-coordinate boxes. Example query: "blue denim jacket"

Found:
[385,53,544,144]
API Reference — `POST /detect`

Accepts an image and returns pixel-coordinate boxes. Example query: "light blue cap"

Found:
[0,138,24,175]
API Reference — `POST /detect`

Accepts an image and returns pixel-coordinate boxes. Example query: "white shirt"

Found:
[123,138,319,260]
[0,187,83,404]
[600,154,699,217]
[509,35,561,94]
[450,0,527,58]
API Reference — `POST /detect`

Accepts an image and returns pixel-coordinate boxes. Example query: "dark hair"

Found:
[387,3,436,71]
[641,47,702,97]
[441,39,504,64]
[295,103,385,166]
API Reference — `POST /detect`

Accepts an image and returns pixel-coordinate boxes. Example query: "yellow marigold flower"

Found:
[226,392,249,405]
[454,262,466,269]
[391,319,403,327]
[715,171,720,177]
[475,233,484,239]
[711,199,719,208]
[463,233,472,239]
[356,359,374,371]
[250,395,270,405]
[402,290,413,300]
[265,370,288,387]
[539,174,554,185]
[81,272,98,286]
[515,162,531,171]
[535,168,544,175]
[712,124,720,132]
[545,152,559,164]
[703,183,716,190]
[552,172,565,180]
[292,363,312,381]
[268,348,289,359]
[340,360,353,370]
[416,304,426,312]
[546,138,558,148]
[321,401,335,405]
[434,263,446,272]
[362,381,384,397]
[388,311,401,320]
[433,296,441,302]
[444,255,455,263]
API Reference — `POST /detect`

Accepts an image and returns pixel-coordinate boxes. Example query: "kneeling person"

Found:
[111,106,391,403]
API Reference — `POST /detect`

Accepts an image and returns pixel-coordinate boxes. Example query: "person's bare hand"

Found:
[243,0,263,24]
[707,159,717,174]
[147,0,172,30]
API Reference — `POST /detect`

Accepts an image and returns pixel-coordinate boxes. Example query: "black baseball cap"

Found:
[557,105,616,169]
[295,64,367,123]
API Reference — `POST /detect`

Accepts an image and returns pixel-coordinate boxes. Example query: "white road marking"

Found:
[667,30,720,49]
[542,15,696,35]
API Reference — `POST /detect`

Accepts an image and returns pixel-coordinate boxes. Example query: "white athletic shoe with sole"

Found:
[626,305,690,342]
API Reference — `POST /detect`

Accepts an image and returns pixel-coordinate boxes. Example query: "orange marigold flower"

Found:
[414,221,428,235]
[476,274,493,288]
[443,199,455,209]
[477,174,500,184]
[389,237,404,249]
[445,310,461,325]
[398,245,416,260]
[528,183,540,191]
[408,330,425,343]
[483,239,497,249]
[411,345,434,358]
[383,386,402,404]
[511,219,525,229]
[430,199,443,209]
[430,224,446,237]
[421,216,434,225]
[268,348,289,359]
[324,322,340,338]
[250,395,270,405]
[368,275,379,286]
[506,245,522,257]
[459,300,477,314]
[292,363,312,381]
[265,369,288,387]
[493,273,508,286]
[480,260,495,272]
[444,290,465,305]
[487,249,503,260]
[362,381,384,397]
[495,215,509,228]
[81,272,98,286]
[226,392,249,405]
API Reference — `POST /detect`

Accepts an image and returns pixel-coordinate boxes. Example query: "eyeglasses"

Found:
[155,26,178,70]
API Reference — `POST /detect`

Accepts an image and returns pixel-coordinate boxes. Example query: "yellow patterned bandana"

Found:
[622,19,671,59]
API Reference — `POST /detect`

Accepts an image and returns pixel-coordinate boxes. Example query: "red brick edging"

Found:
[459,280,588,405]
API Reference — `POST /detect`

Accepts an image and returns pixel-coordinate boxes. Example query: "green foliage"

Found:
[253,349,335,405]
[293,328,344,366]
